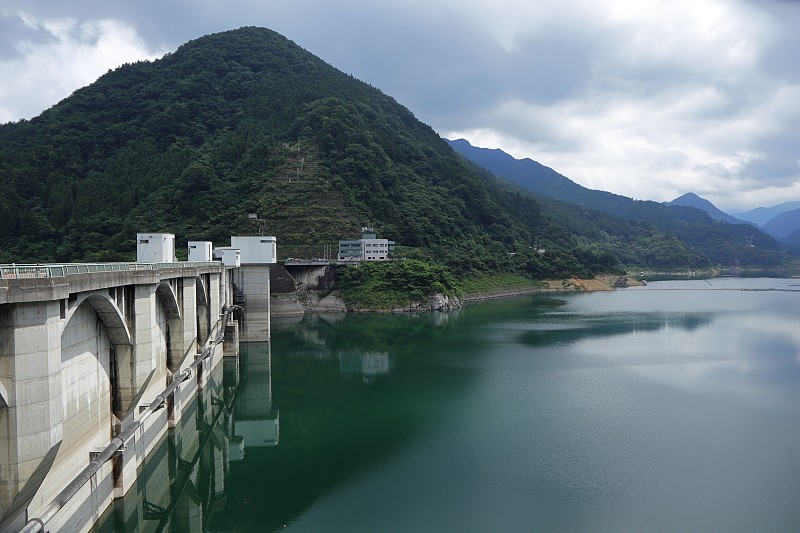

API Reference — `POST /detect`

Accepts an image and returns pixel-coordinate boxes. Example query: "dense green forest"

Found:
[0,27,793,279]
[336,260,459,309]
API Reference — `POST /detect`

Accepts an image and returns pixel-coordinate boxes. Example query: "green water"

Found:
[97,278,800,532]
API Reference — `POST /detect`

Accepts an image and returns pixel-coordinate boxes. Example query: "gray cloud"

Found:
[0,12,53,59]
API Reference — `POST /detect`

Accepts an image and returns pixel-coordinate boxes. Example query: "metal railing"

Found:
[0,262,220,280]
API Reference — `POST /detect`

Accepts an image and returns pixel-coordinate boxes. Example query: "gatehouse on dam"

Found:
[0,234,276,532]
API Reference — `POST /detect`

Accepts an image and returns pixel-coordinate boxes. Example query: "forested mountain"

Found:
[0,27,792,276]
[447,138,791,267]
[0,27,618,277]
[666,193,747,226]
[667,195,800,250]
[728,202,800,251]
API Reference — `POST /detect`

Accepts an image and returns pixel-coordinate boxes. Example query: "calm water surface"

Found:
[97,278,800,532]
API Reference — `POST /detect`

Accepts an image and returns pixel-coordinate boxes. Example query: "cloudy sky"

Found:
[2,0,799,211]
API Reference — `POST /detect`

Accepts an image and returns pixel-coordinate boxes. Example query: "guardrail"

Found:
[0,262,220,280]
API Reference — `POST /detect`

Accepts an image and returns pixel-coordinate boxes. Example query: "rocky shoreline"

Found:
[269,274,643,316]
[462,275,644,302]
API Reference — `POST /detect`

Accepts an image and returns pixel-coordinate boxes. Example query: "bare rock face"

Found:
[286,290,461,314]
[270,264,297,293]
[613,276,630,288]
[427,292,462,311]
[270,293,306,316]
[308,291,347,313]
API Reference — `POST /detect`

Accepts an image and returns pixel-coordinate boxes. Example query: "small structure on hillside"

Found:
[338,226,395,263]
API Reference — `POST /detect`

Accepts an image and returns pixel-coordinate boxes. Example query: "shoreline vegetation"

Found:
[273,264,800,316]
[460,273,645,303]
[273,272,647,316]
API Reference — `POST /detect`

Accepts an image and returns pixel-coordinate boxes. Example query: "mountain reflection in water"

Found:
[96,279,800,532]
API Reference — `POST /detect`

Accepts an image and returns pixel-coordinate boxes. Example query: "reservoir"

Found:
[94,277,800,532]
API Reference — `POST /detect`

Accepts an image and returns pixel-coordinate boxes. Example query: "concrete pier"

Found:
[0,262,236,532]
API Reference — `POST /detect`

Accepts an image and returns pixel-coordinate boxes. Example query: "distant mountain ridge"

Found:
[445,139,579,199]
[665,193,800,252]
[446,138,647,214]
[762,207,800,240]
[447,138,789,267]
[731,201,800,227]
[665,193,748,226]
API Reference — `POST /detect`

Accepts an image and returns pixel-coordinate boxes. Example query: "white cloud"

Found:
[447,0,800,209]
[447,74,800,207]
[0,12,165,123]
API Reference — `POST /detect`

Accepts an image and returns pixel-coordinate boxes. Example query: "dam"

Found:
[0,234,276,532]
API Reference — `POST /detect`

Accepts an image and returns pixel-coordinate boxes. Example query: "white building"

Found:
[187,241,213,262]
[338,227,395,263]
[228,236,277,342]
[136,233,175,263]
[213,247,242,268]
[230,236,277,265]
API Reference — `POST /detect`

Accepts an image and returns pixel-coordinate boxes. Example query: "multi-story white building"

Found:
[338,227,395,263]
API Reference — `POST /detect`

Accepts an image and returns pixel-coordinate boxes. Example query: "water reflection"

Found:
[95,281,800,532]
[230,344,279,460]
[338,351,391,383]
[94,342,277,532]
[512,282,800,415]
[626,311,800,413]
[93,363,230,533]
[517,312,713,347]
[271,285,800,532]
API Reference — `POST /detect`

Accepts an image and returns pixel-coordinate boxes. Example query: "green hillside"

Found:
[448,139,793,268]
[0,27,620,278]
[1,27,789,278]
